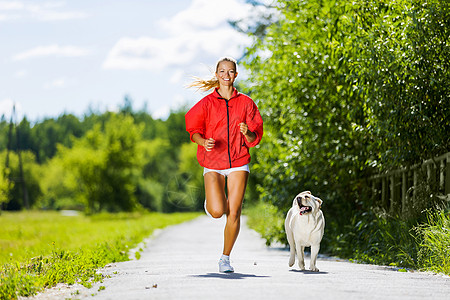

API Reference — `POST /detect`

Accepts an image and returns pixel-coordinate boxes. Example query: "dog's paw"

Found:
[309,266,319,272]
[288,257,295,267]
[298,262,305,270]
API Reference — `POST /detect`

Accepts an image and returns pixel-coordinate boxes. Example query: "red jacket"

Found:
[185,88,263,169]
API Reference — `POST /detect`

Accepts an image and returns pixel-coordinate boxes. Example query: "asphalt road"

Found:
[27,215,450,300]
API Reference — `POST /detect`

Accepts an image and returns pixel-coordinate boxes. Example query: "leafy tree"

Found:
[240,0,449,248]
[165,108,192,150]
[0,165,13,211]
[59,114,142,213]
[174,142,204,211]
[135,139,171,211]
[0,150,42,210]
[0,95,209,213]
[36,154,82,210]
[350,0,450,169]
[242,0,367,219]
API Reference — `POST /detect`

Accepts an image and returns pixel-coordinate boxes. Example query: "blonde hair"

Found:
[188,57,237,92]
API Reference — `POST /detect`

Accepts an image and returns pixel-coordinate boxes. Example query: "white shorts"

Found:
[203,164,250,177]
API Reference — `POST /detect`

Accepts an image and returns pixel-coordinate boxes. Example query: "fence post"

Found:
[446,155,450,195]
[413,170,418,200]
[402,172,407,217]
[371,180,376,204]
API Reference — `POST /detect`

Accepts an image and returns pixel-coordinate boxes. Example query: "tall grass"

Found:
[244,202,286,246]
[415,210,450,275]
[0,211,200,299]
[245,202,450,276]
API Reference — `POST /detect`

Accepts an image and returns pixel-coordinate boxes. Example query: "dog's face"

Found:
[292,191,323,216]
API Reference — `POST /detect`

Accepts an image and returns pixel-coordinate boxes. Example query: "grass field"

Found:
[0,210,200,299]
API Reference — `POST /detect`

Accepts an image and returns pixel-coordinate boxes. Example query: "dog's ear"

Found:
[314,196,323,208]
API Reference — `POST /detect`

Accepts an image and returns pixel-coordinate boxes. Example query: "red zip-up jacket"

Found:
[185,88,263,169]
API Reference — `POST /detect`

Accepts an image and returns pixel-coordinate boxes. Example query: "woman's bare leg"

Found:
[204,172,227,218]
[223,171,249,255]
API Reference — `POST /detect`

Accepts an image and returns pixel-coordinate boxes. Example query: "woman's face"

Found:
[216,61,237,87]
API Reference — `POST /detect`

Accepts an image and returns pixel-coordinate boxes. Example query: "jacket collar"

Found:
[213,87,239,100]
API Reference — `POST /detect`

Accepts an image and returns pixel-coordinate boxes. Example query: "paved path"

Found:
[30,215,450,299]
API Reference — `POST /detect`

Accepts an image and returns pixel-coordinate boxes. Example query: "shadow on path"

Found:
[289,269,328,275]
[189,273,271,280]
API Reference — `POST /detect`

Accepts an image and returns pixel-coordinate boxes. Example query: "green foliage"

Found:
[173,142,204,211]
[244,201,286,246]
[349,0,450,169]
[0,98,205,213]
[242,0,369,232]
[246,202,450,275]
[0,168,12,209]
[241,0,449,271]
[1,115,85,164]
[37,155,83,211]
[0,151,42,210]
[58,114,142,213]
[415,210,450,275]
[329,209,417,268]
[0,211,200,299]
[0,153,13,209]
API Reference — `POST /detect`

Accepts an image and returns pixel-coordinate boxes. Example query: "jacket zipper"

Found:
[225,99,232,168]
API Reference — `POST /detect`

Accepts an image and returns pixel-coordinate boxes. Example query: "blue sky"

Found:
[0,0,262,122]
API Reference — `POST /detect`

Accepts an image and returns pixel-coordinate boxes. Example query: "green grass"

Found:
[415,210,450,275]
[245,202,450,276]
[0,210,200,299]
[244,201,286,246]
[244,203,450,275]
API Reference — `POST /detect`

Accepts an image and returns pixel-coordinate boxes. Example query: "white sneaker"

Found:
[219,257,234,273]
[204,199,212,218]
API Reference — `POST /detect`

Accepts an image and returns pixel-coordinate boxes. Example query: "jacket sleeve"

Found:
[185,100,205,143]
[245,101,263,148]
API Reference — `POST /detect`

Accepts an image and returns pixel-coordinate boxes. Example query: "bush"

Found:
[415,210,450,275]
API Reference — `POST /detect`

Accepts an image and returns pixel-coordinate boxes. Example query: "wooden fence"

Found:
[368,151,450,217]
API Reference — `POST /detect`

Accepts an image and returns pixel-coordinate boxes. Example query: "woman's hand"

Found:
[239,123,256,143]
[203,138,215,151]
[192,133,215,151]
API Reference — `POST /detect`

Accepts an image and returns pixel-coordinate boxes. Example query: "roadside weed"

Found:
[0,211,200,299]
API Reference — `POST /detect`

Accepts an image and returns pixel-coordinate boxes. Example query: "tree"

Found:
[0,164,13,211]
[0,150,41,210]
[239,0,450,247]
[59,114,143,213]
[242,0,367,217]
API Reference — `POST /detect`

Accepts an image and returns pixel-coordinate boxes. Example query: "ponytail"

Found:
[187,57,237,92]
[187,76,220,92]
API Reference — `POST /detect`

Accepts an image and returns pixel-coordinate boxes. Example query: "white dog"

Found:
[285,191,325,272]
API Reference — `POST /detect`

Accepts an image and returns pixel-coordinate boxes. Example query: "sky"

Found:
[0,0,267,123]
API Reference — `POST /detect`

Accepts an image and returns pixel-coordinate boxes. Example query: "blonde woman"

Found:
[185,57,263,273]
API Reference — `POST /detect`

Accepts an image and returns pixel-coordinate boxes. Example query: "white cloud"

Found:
[43,77,70,89]
[13,69,28,78]
[158,0,252,34]
[172,93,186,108]
[103,36,196,71]
[169,69,184,84]
[0,98,23,121]
[102,0,253,72]
[0,1,89,22]
[12,44,91,61]
[152,105,170,120]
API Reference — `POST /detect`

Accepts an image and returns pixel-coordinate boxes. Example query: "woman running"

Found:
[185,57,263,273]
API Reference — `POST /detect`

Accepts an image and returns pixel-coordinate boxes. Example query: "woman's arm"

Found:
[239,123,256,144]
[192,133,215,151]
